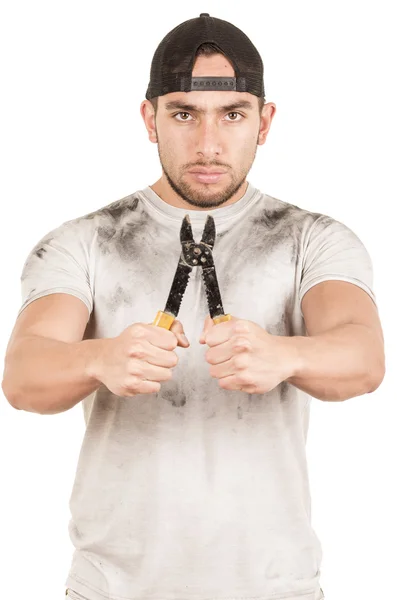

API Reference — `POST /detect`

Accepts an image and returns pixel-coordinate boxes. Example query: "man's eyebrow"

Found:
[163,100,254,113]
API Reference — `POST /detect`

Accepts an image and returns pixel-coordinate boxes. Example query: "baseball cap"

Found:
[145,13,265,100]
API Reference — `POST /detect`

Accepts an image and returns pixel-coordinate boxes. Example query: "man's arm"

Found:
[1,294,103,414]
[200,280,385,400]
[2,292,189,415]
[287,280,385,401]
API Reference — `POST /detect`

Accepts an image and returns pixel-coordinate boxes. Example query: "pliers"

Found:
[153,214,231,329]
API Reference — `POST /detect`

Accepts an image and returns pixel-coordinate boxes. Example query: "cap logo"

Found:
[190,77,237,91]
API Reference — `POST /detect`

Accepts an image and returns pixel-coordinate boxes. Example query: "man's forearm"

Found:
[2,336,104,415]
[287,323,385,401]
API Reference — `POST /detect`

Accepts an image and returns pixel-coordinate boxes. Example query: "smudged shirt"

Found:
[18,182,377,600]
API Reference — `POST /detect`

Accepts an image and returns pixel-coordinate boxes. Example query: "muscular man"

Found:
[2,13,385,600]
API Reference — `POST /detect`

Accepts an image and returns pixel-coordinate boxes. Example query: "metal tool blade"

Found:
[180,215,194,245]
[201,215,216,250]
[163,260,192,318]
[201,265,226,320]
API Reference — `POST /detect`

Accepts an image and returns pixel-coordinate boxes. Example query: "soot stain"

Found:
[237,201,320,266]
[213,203,324,300]
[248,204,301,257]
[279,381,289,403]
[211,204,301,293]
[80,194,139,221]
[105,284,133,313]
[253,205,293,229]
[35,247,46,259]
[74,194,147,260]
[32,235,54,259]
[267,309,293,336]
[161,386,187,408]
[95,196,149,260]
[27,287,37,298]
[21,235,56,281]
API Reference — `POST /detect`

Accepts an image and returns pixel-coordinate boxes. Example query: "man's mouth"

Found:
[188,168,227,184]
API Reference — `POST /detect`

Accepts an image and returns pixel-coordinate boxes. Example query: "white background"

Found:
[0,1,396,599]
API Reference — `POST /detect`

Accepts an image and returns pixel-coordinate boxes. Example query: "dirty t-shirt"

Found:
[18,182,377,600]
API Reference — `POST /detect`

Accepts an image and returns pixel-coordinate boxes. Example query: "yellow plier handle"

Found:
[213,314,232,325]
[153,310,232,329]
[153,311,175,330]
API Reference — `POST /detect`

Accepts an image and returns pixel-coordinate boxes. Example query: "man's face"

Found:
[148,54,273,209]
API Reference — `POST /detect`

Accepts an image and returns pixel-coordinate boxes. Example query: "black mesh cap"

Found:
[145,13,265,100]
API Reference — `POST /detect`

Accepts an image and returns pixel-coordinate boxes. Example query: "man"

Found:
[2,13,384,600]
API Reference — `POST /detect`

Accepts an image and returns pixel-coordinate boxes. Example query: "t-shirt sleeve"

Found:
[299,214,377,309]
[18,219,94,318]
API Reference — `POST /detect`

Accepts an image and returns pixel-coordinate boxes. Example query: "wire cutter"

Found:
[153,214,231,329]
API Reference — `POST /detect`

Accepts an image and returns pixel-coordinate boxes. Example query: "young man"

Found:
[2,13,384,600]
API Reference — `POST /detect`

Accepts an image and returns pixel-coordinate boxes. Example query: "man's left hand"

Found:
[199,315,300,394]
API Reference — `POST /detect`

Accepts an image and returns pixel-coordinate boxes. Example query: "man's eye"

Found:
[226,112,242,121]
[174,112,192,121]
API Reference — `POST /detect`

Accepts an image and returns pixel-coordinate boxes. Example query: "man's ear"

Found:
[140,100,157,143]
[257,102,276,146]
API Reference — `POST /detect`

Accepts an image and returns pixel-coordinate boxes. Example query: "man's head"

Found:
[140,14,276,209]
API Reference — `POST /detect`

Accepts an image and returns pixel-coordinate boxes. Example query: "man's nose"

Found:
[195,119,223,157]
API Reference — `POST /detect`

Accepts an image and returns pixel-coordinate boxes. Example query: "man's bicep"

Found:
[301,280,383,342]
[8,293,91,349]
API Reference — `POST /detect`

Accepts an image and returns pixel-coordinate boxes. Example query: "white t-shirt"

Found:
[19,182,376,600]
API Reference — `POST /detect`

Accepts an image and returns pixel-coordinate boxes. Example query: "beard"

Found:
[156,137,258,209]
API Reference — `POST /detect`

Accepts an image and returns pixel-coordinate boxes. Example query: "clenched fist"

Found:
[199,315,298,394]
[92,320,189,397]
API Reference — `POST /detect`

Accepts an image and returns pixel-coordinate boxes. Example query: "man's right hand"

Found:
[93,320,189,397]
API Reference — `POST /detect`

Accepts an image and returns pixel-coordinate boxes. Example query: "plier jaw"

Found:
[180,216,215,270]
[153,215,231,329]
[180,214,215,250]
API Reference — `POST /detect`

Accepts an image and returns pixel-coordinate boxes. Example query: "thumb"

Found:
[199,315,214,344]
[170,319,190,348]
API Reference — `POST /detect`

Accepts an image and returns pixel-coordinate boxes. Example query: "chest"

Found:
[89,225,300,340]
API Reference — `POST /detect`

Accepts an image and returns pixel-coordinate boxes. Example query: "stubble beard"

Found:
[156,138,257,209]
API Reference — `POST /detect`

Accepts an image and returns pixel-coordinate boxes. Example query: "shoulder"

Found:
[257,191,362,237]
[78,191,142,224]
[252,191,325,233]
[24,191,144,263]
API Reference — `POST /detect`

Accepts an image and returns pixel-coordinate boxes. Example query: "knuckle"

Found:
[123,375,140,390]
[128,361,143,378]
[170,352,178,367]
[234,319,250,332]
[246,385,258,394]
[161,330,178,350]
[131,323,147,338]
[209,365,217,377]
[165,369,173,381]
[205,350,215,364]
[236,371,253,386]
[130,342,146,360]
[232,336,250,352]
[219,378,230,389]
[234,354,248,370]
[168,336,178,350]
